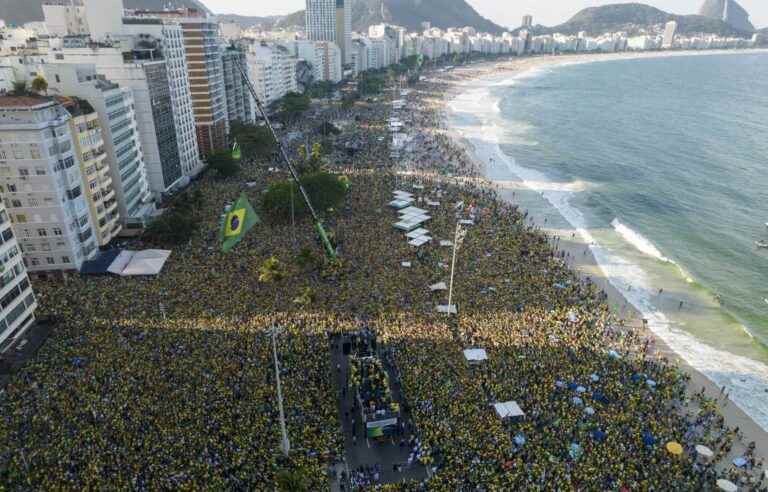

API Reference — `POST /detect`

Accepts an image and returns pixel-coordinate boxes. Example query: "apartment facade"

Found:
[0,97,98,273]
[306,0,350,65]
[122,18,203,179]
[221,45,254,125]
[42,2,89,37]
[247,43,298,107]
[42,64,154,230]
[0,197,36,351]
[60,97,121,245]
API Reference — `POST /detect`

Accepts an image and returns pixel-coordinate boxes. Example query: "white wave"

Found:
[446,74,768,432]
[611,218,674,264]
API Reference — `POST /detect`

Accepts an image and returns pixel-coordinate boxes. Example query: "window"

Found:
[37,228,47,237]
[30,258,39,266]
[55,74,61,82]
[46,257,55,265]
[53,227,62,236]
[28,198,39,207]
[2,229,13,242]
[35,168,46,175]
[8,184,17,192]
[10,200,21,208]
[61,256,70,264]
[18,168,29,176]
[15,214,26,223]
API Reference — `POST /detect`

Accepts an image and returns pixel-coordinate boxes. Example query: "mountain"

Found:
[699,0,754,32]
[522,3,753,37]
[217,14,281,29]
[231,0,506,34]
[0,0,211,26]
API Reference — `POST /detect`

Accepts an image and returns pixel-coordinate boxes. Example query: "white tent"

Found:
[389,199,412,209]
[406,228,430,239]
[493,401,524,419]
[436,304,457,314]
[399,206,428,216]
[108,250,171,277]
[440,240,453,247]
[409,236,431,247]
[716,479,737,492]
[429,282,447,292]
[463,348,488,362]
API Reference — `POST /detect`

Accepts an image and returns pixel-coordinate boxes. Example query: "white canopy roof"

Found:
[440,240,453,247]
[716,479,738,492]
[409,236,431,247]
[389,199,412,209]
[406,228,430,239]
[399,206,427,216]
[463,348,488,362]
[435,304,457,314]
[108,250,171,277]
[429,282,447,291]
[494,401,524,419]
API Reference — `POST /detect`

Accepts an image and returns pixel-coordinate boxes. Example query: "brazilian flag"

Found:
[221,193,259,252]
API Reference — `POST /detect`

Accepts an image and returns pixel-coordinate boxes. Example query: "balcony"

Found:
[103,190,116,202]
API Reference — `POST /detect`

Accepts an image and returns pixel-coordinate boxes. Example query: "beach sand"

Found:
[426,49,768,471]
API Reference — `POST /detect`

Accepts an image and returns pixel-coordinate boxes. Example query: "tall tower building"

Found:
[306,0,350,66]
[522,15,533,28]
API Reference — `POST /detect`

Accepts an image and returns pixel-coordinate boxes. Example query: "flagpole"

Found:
[271,327,291,456]
[447,223,461,317]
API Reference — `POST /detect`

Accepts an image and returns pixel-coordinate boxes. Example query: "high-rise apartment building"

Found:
[0,197,36,351]
[42,1,89,36]
[42,64,155,230]
[47,42,182,199]
[306,0,350,65]
[663,21,678,49]
[522,15,534,28]
[221,45,254,125]
[247,43,298,107]
[59,96,121,245]
[122,17,203,179]
[0,96,99,273]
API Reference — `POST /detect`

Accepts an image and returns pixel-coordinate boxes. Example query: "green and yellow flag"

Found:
[232,141,241,161]
[221,193,259,252]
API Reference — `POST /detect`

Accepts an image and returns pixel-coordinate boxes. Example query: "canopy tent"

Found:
[493,401,524,419]
[406,228,430,239]
[463,348,488,363]
[459,219,475,226]
[695,445,713,460]
[716,479,738,492]
[430,282,447,292]
[79,249,123,275]
[409,236,431,247]
[399,206,428,216]
[389,199,412,209]
[394,220,424,232]
[107,250,171,277]
[440,240,453,247]
[436,304,457,314]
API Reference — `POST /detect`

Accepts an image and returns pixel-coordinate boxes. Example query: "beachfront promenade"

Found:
[0,52,766,491]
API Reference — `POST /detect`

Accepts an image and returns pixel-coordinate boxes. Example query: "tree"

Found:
[275,467,311,492]
[276,92,310,121]
[259,256,286,283]
[144,207,197,245]
[30,76,48,95]
[262,172,349,222]
[230,122,276,161]
[206,150,240,178]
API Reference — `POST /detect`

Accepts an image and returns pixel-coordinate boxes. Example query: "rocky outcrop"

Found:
[698,0,754,32]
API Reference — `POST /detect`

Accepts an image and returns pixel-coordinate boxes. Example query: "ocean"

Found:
[447,52,768,431]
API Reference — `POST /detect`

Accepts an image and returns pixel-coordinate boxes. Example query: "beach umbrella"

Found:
[572,397,583,406]
[716,479,738,492]
[584,406,596,416]
[592,391,609,404]
[646,379,657,388]
[576,386,587,394]
[569,443,583,460]
[608,350,621,359]
[695,445,714,459]
[666,441,683,456]
[590,373,600,382]
[514,433,526,446]
[568,382,578,390]
[732,456,747,467]
[592,430,607,442]
[555,380,566,389]
[642,432,656,446]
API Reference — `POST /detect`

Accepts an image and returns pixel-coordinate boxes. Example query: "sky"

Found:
[204,0,768,29]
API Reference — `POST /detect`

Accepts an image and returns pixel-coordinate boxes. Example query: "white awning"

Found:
[463,348,488,362]
[399,206,428,216]
[436,304,457,314]
[389,199,412,209]
[493,401,524,419]
[406,228,430,239]
[429,282,447,291]
[409,236,431,247]
[108,250,171,277]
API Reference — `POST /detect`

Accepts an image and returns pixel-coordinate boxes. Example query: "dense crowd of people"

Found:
[0,63,765,491]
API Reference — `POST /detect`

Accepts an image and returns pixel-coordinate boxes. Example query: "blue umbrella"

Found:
[514,434,526,446]
[608,350,621,359]
[555,380,566,388]
[590,373,600,382]
[631,373,642,383]
[733,456,747,467]
[576,386,587,393]
[568,382,578,390]
[572,396,583,406]
[642,431,656,446]
[592,430,607,442]
[592,392,609,404]
[569,442,583,460]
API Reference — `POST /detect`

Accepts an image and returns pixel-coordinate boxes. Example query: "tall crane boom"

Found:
[234,60,337,259]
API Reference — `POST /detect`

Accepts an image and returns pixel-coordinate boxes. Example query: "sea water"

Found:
[448,52,768,431]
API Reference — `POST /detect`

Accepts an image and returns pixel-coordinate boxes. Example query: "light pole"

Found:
[271,326,290,456]
[446,223,467,316]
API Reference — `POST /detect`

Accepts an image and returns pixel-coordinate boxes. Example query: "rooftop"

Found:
[0,96,54,109]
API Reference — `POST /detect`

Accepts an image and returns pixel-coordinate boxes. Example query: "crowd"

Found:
[0,63,765,491]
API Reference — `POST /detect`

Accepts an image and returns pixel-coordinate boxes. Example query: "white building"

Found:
[282,39,342,83]
[83,0,125,41]
[247,42,298,107]
[41,64,155,230]
[0,96,99,273]
[122,17,203,179]
[663,21,678,49]
[219,22,242,41]
[0,196,37,351]
[42,1,89,37]
[306,0,351,65]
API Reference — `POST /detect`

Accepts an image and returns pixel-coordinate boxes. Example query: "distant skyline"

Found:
[205,0,768,29]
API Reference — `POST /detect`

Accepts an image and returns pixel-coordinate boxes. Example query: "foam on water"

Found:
[447,69,768,432]
[611,218,674,264]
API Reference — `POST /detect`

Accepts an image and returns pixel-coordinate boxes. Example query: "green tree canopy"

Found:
[276,92,310,121]
[230,122,276,161]
[206,150,240,178]
[30,76,48,95]
[262,172,349,222]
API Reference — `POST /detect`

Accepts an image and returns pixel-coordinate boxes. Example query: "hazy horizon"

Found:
[204,0,768,29]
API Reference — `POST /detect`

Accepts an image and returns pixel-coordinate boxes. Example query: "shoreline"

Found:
[424,49,768,463]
